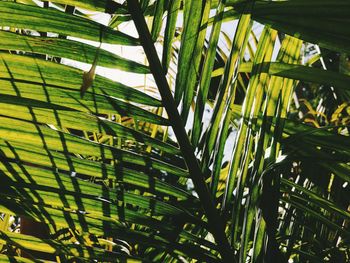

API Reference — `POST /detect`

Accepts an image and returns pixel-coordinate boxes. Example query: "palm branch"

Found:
[0,0,349,262]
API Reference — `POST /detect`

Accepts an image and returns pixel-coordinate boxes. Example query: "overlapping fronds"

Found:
[0,0,349,262]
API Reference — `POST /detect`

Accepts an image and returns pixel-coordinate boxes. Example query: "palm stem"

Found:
[126,0,234,260]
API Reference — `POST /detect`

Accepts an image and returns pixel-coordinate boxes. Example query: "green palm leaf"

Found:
[0,0,349,262]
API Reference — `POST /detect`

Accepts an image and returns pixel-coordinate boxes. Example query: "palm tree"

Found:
[0,0,349,262]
